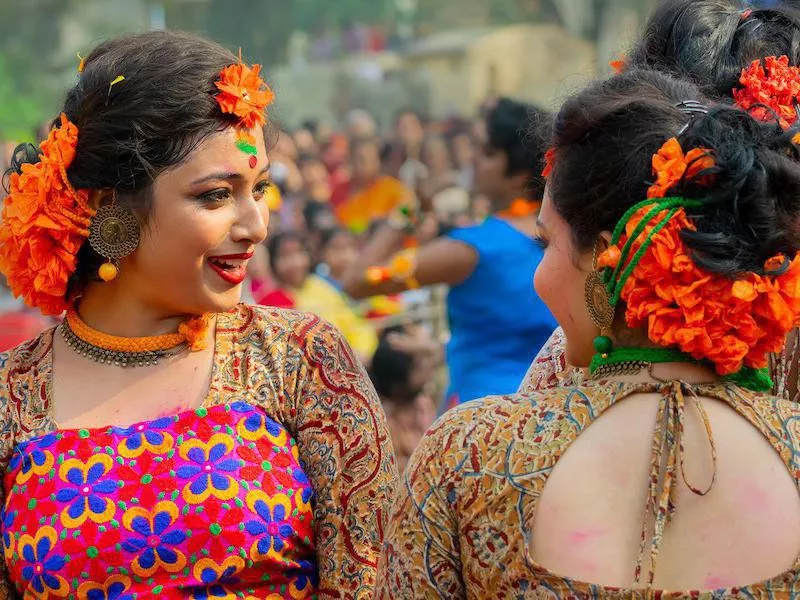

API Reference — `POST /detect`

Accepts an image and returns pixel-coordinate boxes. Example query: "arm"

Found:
[0,354,18,599]
[375,411,467,599]
[293,317,398,600]
[342,224,478,299]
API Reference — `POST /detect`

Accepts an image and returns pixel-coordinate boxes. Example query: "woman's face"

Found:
[451,133,474,168]
[274,238,311,289]
[533,189,599,368]
[352,142,381,182]
[322,231,357,278]
[119,127,270,316]
[474,139,510,200]
[422,137,451,173]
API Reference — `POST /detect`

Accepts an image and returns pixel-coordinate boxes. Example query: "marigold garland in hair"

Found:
[0,114,95,315]
[597,137,800,376]
[733,55,800,129]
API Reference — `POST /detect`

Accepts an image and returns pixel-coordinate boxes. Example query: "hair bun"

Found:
[677,106,800,275]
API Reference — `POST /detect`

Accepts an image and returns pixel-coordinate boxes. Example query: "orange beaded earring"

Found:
[87,192,139,282]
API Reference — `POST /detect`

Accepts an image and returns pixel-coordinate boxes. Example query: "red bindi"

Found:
[248,155,257,169]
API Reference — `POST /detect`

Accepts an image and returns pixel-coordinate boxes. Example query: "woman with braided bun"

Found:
[378,69,800,597]
[0,31,395,599]
[521,0,800,402]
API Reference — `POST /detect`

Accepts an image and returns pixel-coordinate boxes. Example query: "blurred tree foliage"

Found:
[0,0,70,140]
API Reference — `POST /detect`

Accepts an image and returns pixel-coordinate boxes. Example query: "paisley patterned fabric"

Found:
[376,380,800,598]
[0,305,397,600]
[518,326,800,402]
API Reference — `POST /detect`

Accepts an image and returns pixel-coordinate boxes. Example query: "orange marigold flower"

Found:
[609,57,626,74]
[647,138,715,199]
[0,114,94,316]
[542,148,556,178]
[597,245,621,270]
[733,55,800,129]
[612,204,800,376]
[214,62,274,130]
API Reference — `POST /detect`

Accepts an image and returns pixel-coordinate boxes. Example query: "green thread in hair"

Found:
[590,197,774,394]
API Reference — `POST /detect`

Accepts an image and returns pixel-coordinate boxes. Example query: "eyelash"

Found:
[197,181,271,204]
[533,235,549,250]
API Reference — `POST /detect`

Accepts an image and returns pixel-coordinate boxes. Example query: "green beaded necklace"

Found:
[589,196,773,393]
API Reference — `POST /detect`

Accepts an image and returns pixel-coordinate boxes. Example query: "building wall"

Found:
[407,24,595,118]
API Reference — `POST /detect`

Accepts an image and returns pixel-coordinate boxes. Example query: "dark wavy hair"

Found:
[4,31,274,292]
[629,0,800,100]
[548,69,800,277]
[485,98,551,199]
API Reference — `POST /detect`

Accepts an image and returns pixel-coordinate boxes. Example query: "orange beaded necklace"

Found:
[62,310,213,367]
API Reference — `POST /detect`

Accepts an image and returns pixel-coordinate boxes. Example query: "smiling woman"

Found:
[0,31,396,599]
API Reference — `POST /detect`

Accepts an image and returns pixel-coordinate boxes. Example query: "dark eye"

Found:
[533,235,549,250]
[197,188,232,204]
[253,180,272,201]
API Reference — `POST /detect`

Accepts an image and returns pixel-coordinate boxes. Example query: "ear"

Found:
[598,230,612,250]
[88,189,114,211]
[579,232,614,273]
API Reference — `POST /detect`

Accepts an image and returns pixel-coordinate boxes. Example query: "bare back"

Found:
[530,390,800,589]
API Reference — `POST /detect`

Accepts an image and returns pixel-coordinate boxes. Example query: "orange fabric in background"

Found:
[335,176,411,234]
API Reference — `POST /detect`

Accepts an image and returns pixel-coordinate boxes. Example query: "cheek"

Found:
[534,249,596,368]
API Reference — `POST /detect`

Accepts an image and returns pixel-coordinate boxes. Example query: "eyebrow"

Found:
[535,216,547,232]
[191,166,270,186]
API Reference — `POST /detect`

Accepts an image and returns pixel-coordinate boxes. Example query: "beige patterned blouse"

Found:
[0,305,398,599]
[377,380,800,598]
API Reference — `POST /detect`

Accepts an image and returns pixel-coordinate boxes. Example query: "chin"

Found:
[200,288,244,314]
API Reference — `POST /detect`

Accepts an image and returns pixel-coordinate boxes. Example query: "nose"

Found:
[231,193,269,245]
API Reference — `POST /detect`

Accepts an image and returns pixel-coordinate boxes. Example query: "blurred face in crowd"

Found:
[396,112,424,147]
[293,128,318,154]
[473,136,511,201]
[348,110,377,140]
[451,133,474,169]
[275,131,298,162]
[421,136,452,174]
[322,230,358,279]
[273,236,311,290]
[300,157,329,189]
[352,140,382,183]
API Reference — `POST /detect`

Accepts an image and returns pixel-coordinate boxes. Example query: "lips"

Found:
[207,252,253,285]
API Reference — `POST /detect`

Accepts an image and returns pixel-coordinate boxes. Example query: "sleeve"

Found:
[375,410,468,599]
[773,328,800,403]
[0,355,17,599]
[518,327,585,394]
[293,317,398,600]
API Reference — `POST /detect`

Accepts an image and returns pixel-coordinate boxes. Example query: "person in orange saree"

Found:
[331,137,413,234]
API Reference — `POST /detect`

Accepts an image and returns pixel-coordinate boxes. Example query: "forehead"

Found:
[173,127,269,173]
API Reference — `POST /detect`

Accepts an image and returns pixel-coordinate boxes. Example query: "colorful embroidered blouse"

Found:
[0,305,397,599]
[377,381,800,598]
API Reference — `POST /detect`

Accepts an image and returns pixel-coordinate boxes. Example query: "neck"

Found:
[77,282,194,338]
[611,361,720,385]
